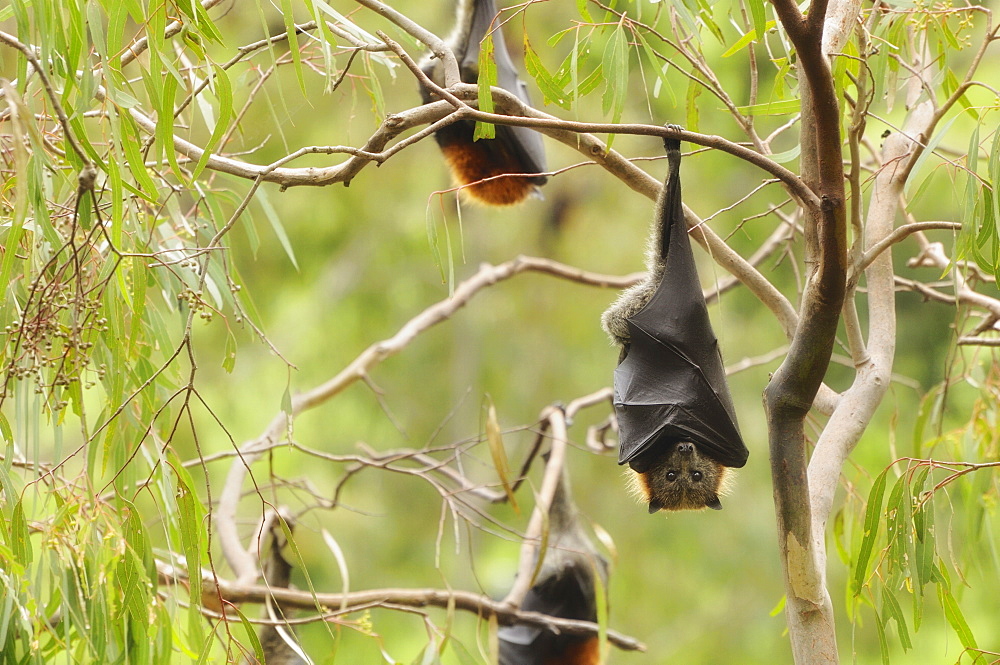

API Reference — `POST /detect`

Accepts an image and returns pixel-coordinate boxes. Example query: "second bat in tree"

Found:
[420,0,547,206]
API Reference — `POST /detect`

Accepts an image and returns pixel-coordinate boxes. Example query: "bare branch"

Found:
[957,337,1000,346]
[908,243,1000,320]
[804,103,936,665]
[854,221,962,278]
[158,561,645,651]
[899,20,1000,182]
[215,257,646,583]
[502,408,568,608]
[354,0,460,86]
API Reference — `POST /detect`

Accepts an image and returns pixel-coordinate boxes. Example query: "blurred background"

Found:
[174,1,1000,662]
[2,0,998,662]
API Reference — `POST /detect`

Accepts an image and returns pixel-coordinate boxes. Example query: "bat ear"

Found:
[705,495,723,511]
[647,499,663,514]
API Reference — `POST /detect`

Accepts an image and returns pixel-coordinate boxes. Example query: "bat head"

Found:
[628,441,728,513]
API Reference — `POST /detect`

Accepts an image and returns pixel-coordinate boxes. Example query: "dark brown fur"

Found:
[630,441,727,512]
[543,636,600,665]
[419,0,547,206]
[439,128,537,206]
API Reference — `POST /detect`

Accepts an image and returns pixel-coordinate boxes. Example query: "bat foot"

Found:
[663,124,684,153]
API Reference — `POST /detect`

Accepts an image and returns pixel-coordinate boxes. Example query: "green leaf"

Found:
[694,0,725,43]
[735,99,800,116]
[685,77,701,133]
[601,22,629,147]
[474,32,497,141]
[903,115,958,199]
[938,581,978,651]
[885,473,908,560]
[10,500,32,566]
[910,467,934,588]
[191,64,234,179]
[257,188,300,271]
[233,605,265,663]
[768,594,786,616]
[721,26,762,58]
[117,515,152,624]
[171,453,205,572]
[748,0,768,49]
[854,467,888,593]
[222,331,237,373]
[156,73,183,180]
[279,0,308,96]
[872,604,890,665]
[0,412,12,447]
[881,587,912,650]
[524,37,571,110]
[118,112,159,197]
[635,31,674,105]
[449,640,481,665]
[770,145,801,164]
[484,399,517,512]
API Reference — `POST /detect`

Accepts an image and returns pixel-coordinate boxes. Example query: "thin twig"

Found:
[0,30,91,165]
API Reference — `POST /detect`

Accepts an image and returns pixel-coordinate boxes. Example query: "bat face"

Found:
[630,440,727,513]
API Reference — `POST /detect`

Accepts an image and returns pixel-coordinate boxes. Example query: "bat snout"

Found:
[676,441,695,454]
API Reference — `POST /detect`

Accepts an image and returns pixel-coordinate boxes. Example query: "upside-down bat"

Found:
[601,127,749,513]
[420,0,547,206]
[249,521,306,665]
[499,466,607,665]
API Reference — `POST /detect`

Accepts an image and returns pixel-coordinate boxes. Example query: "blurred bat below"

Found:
[499,464,607,665]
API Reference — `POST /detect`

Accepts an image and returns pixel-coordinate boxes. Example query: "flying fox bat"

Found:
[601,127,749,513]
[420,0,547,206]
[249,520,307,665]
[499,465,607,665]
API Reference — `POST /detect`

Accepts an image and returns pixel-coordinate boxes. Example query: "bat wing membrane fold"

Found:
[614,136,747,470]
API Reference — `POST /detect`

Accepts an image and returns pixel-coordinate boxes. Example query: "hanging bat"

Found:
[601,127,749,513]
[499,465,607,665]
[420,0,547,206]
[249,519,307,665]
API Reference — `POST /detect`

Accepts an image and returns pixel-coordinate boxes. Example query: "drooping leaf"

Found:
[474,32,497,140]
[854,467,888,593]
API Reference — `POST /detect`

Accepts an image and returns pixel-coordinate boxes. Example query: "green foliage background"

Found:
[0,0,998,663]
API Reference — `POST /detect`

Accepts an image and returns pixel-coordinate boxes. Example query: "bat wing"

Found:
[498,565,599,665]
[461,0,547,178]
[614,143,747,469]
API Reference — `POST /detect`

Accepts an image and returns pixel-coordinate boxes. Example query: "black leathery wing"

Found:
[614,136,749,474]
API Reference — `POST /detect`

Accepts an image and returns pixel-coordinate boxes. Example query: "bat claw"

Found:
[663,124,683,152]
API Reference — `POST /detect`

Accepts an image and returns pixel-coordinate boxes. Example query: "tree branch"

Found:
[763,1,850,662]
[158,562,645,652]
[0,30,90,166]
[502,408,568,608]
[215,257,649,584]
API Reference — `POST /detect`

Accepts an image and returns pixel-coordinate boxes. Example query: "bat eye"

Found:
[666,471,678,482]
[692,471,703,482]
